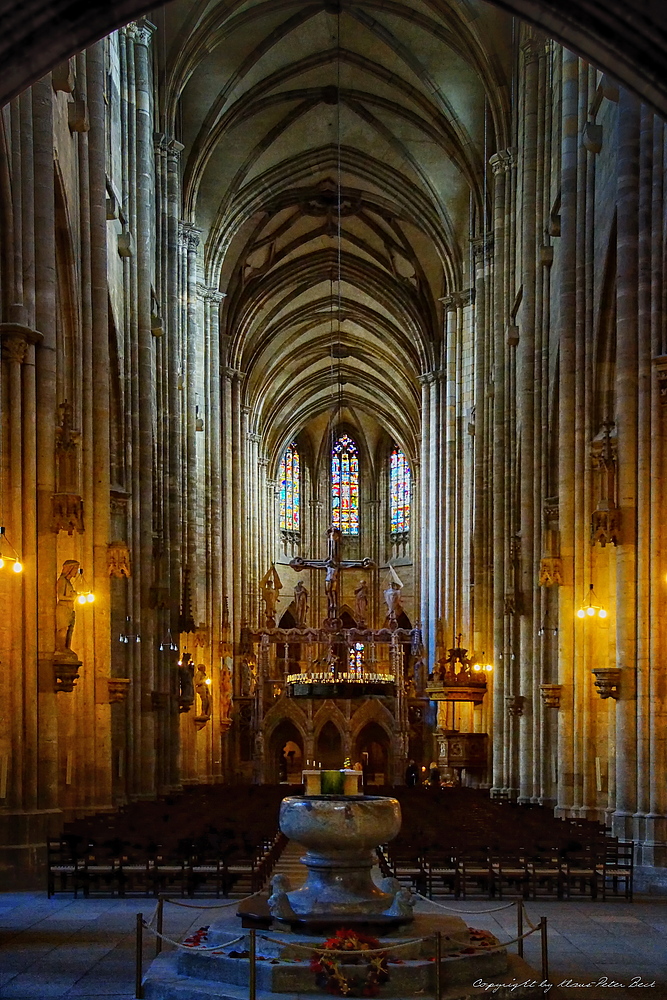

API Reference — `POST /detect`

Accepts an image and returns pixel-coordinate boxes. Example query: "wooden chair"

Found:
[491,852,529,898]
[425,850,460,899]
[562,849,598,899]
[526,852,563,899]
[460,850,494,898]
[597,841,633,900]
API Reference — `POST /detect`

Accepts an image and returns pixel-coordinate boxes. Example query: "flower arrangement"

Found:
[310,927,390,997]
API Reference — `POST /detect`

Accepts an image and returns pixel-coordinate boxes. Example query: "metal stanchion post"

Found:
[135,913,144,999]
[540,917,548,980]
[434,930,442,1000]
[156,897,164,956]
[249,926,257,1000]
[517,900,524,958]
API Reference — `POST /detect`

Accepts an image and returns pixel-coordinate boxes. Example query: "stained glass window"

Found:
[390,447,411,533]
[349,642,364,671]
[331,434,359,534]
[279,442,300,532]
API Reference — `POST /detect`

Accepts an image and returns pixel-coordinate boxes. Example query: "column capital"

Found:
[197,283,226,304]
[223,366,245,382]
[418,369,444,386]
[489,149,513,175]
[520,33,545,64]
[471,235,494,263]
[126,17,157,46]
[179,222,201,252]
[0,322,43,362]
[439,288,474,310]
[154,132,184,160]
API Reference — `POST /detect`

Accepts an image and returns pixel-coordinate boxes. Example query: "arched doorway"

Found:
[354,722,391,787]
[268,720,304,784]
[315,720,342,770]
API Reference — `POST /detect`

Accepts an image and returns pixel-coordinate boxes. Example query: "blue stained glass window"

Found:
[279,443,300,531]
[332,434,359,534]
[349,642,364,671]
[390,447,411,533]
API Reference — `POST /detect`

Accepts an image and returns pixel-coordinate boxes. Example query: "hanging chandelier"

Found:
[576,583,607,619]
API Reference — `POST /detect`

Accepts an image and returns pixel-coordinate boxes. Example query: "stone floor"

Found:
[0,890,665,999]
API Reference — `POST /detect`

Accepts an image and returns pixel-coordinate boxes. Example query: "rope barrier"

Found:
[141,918,245,953]
[521,905,541,931]
[151,888,265,910]
[415,892,517,913]
[258,933,430,956]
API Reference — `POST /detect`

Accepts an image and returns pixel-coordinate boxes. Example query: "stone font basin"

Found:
[275,794,404,923]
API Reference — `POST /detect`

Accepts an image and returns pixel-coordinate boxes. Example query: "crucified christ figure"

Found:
[290,526,373,622]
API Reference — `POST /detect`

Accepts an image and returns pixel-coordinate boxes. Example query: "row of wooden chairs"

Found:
[47,831,286,898]
[378,841,633,901]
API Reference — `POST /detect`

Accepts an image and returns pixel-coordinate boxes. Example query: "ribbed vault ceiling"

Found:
[161,0,513,459]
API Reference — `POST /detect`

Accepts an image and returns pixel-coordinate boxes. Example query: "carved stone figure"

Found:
[385,886,417,917]
[241,655,258,696]
[384,579,403,623]
[178,654,195,712]
[260,565,282,625]
[268,873,295,919]
[293,580,308,626]
[324,559,339,619]
[194,664,211,718]
[354,578,369,623]
[55,560,80,658]
[220,658,233,719]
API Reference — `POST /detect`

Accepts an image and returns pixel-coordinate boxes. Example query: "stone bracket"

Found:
[592,668,621,700]
[539,683,562,709]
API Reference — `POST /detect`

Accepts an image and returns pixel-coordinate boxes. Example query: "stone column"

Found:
[489,149,511,794]
[87,38,112,812]
[32,75,59,813]
[418,373,433,670]
[183,225,200,615]
[517,35,540,804]
[612,89,640,840]
[130,17,158,798]
[647,117,667,864]
[556,49,579,818]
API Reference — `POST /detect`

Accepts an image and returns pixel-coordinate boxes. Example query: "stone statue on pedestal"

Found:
[194,664,211,718]
[384,580,403,624]
[260,565,282,626]
[55,560,80,659]
[354,578,369,623]
[293,580,308,626]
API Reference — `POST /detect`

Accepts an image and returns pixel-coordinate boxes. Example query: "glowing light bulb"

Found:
[586,606,595,617]
[87,593,94,603]
[598,608,607,619]
[0,558,4,569]
[473,663,482,672]
[78,594,87,605]
[577,608,585,619]
[13,561,22,573]
[205,678,212,685]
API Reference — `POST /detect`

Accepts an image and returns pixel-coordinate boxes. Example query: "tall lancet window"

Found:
[331,434,359,534]
[279,442,300,532]
[390,447,411,533]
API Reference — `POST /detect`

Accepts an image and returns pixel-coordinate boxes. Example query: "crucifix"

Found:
[290,526,374,623]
